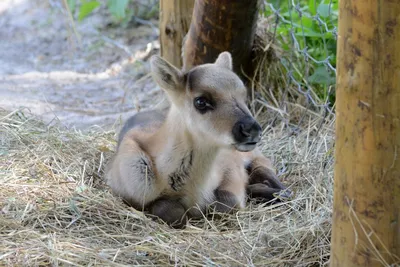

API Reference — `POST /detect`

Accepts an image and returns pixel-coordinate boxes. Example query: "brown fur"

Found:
[106,52,290,228]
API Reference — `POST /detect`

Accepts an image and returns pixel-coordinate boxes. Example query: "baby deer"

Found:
[106,52,289,228]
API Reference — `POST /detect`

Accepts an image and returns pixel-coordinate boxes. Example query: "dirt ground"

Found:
[0,0,162,130]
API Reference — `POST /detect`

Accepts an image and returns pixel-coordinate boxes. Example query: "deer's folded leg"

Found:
[106,138,163,210]
[212,189,240,214]
[147,197,187,229]
[246,153,292,202]
[246,183,282,200]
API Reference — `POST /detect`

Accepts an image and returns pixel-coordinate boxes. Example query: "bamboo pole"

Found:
[330,0,400,266]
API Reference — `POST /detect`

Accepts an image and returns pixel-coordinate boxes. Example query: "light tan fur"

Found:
[106,52,289,227]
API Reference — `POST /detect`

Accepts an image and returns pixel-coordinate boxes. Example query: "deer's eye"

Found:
[194,97,213,113]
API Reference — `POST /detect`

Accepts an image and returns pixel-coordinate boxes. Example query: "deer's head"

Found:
[150,52,261,152]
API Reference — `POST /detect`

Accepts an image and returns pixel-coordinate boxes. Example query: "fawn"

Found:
[106,52,289,228]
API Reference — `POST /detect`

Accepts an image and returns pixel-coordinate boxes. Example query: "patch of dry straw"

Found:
[0,103,334,266]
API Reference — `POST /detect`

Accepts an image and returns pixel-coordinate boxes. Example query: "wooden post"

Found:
[182,0,260,78]
[159,0,194,68]
[330,0,400,266]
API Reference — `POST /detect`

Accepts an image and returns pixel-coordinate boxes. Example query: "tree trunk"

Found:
[159,0,194,68]
[182,0,260,78]
[330,1,400,266]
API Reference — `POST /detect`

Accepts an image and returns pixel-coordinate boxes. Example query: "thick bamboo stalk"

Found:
[159,0,194,68]
[330,1,400,266]
[182,0,260,78]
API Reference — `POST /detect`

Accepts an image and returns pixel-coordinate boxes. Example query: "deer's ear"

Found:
[150,55,184,91]
[214,51,233,70]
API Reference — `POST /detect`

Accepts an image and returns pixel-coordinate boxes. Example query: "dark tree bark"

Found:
[182,0,260,79]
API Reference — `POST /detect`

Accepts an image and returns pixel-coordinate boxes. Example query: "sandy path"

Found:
[0,0,163,130]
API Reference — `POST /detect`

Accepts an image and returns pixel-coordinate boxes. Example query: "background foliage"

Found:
[263,0,338,108]
[67,0,338,109]
[66,0,158,26]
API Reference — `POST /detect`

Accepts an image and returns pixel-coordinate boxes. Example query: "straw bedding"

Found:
[0,104,334,266]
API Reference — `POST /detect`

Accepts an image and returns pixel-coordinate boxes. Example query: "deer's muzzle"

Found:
[232,117,262,152]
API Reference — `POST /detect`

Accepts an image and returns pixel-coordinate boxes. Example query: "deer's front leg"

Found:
[246,153,292,202]
[210,167,247,214]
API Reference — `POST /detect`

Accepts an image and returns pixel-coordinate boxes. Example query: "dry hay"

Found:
[0,104,334,266]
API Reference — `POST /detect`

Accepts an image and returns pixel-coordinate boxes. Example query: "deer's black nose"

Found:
[232,117,262,144]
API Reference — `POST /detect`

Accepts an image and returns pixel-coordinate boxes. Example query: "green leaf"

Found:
[294,30,335,39]
[331,0,339,11]
[317,3,330,18]
[78,1,100,21]
[107,0,130,20]
[301,16,313,29]
[67,0,76,14]
[295,27,324,38]
[308,66,336,85]
[308,0,317,15]
[269,0,282,9]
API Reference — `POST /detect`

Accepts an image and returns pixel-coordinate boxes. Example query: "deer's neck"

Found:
[151,106,219,183]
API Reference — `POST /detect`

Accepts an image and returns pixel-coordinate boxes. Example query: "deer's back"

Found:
[117,108,167,148]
